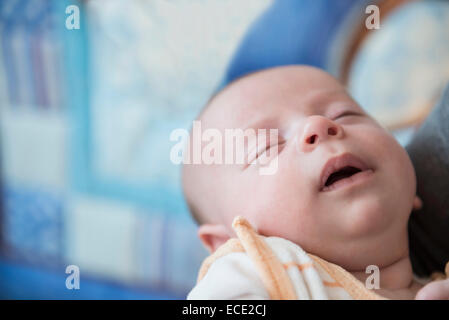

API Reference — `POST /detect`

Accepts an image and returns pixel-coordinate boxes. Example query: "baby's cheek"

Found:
[358,126,404,164]
[374,130,415,182]
[252,174,315,237]
[363,127,416,209]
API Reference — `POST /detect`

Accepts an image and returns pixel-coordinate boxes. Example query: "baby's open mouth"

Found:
[320,153,373,192]
[324,166,361,187]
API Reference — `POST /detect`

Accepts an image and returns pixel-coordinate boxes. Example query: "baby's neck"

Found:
[350,255,422,299]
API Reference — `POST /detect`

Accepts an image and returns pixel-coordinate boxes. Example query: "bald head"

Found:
[202,66,346,130]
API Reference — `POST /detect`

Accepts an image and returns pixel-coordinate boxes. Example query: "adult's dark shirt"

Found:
[407,85,449,276]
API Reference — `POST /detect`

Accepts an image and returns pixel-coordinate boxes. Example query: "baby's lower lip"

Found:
[320,169,374,192]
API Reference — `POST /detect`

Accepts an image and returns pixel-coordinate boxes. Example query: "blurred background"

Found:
[0,0,449,299]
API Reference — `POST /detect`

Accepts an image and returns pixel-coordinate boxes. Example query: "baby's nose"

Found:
[297,115,344,152]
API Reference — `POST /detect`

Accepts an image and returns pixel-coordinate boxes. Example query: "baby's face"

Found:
[195,66,416,270]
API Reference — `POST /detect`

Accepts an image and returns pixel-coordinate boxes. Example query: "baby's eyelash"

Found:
[256,139,286,159]
[333,111,361,120]
[244,135,286,169]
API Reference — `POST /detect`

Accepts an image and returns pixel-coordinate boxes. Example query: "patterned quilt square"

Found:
[1,186,63,266]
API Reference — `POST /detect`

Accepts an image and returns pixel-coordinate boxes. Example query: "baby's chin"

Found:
[309,204,410,269]
[330,191,411,240]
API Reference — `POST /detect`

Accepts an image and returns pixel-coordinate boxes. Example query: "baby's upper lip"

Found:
[319,153,371,191]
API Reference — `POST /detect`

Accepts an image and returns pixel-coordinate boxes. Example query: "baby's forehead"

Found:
[202,75,357,131]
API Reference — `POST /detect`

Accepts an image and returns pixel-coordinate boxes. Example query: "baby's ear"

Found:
[198,224,231,253]
[413,195,423,211]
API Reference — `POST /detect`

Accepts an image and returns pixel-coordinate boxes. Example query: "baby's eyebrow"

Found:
[240,90,354,130]
[303,89,351,112]
[243,116,280,131]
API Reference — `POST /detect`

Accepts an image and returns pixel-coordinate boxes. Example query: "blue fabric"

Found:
[2,187,63,265]
[0,259,181,299]
[222,0,369,87]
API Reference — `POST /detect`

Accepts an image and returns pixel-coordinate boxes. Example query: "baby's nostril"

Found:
[306,134,317,144]
[328,127,337,136]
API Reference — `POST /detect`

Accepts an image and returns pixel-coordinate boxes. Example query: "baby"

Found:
[182,66,443,300]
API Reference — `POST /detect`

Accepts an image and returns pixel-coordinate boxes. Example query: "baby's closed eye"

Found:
[246,133,286,167]
[332,110,364,120]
